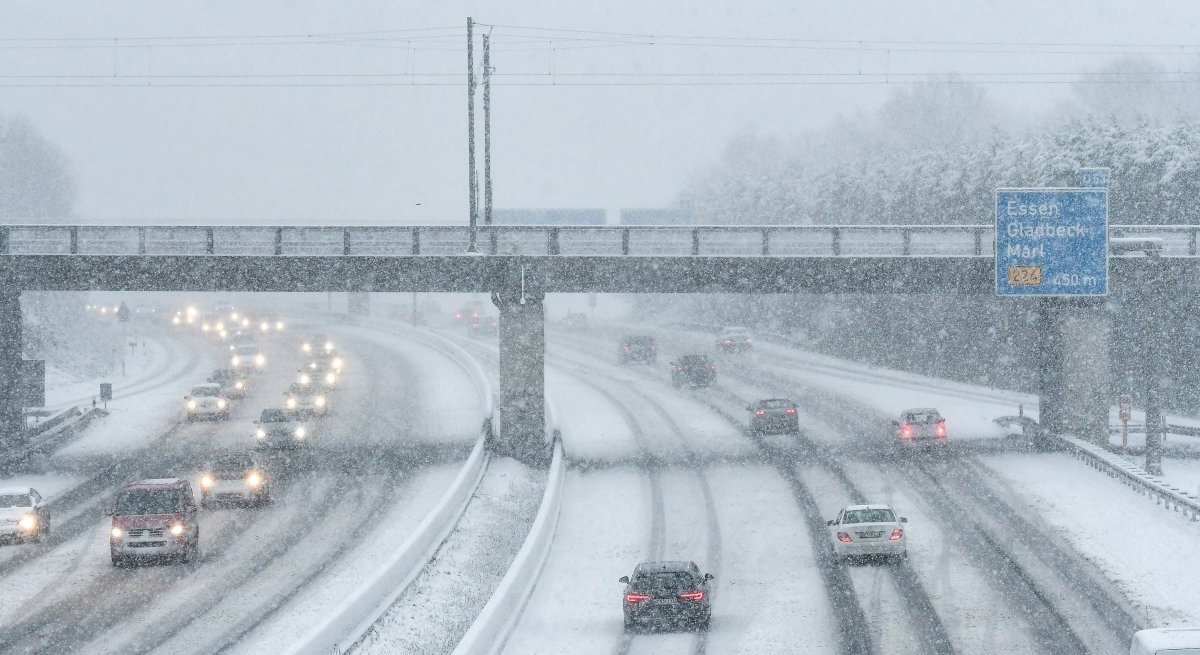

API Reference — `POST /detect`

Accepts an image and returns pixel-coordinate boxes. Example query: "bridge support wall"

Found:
[493,291,550,467]
[0,290,22,446]
[1039,298,1110,444]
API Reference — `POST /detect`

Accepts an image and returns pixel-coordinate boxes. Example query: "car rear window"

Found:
[905,411,940,423]
[210,455,253,470]
[843,509,896,524]
[680,355,709,365]
[116,490,184,515]
[192,386,220,397]
[761,399,793,408]
[633,572,695,591]
[0,494,31,508]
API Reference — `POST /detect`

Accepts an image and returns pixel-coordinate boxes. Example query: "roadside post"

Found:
[100,382,112,410]
[1119,393,1132,454]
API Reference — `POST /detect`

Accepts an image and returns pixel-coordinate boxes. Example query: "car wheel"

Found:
[111,554,126,567]
[623,617,635,632]
[696,615,711,631]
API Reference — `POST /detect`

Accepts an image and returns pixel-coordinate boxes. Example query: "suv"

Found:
[892,408,948,449]
[301,333,334,356]
[620,561,713,632]
[230,344,266,372]
[185,383,230,421]
[199,452,270,507]
[618,335,657,365]
[748,398,799,435]
[671,354,716,389]
[717,327,753,353]
[298,360,339,390]
[284,383,329,418]
[207,368,248,399]
[109,478,199,566]
[0,487,50,544]
[255,408,311,449]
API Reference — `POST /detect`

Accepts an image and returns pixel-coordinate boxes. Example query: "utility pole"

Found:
[483,31,495,255]
[466,17,479,253]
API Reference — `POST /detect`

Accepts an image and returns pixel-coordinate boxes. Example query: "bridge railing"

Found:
[0,224,1197,257]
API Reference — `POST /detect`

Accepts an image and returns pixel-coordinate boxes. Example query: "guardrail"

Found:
[2,406,106,470]
[4,223,1200,257]
[1057,433,1200,522]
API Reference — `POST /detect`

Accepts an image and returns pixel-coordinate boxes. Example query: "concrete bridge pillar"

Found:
[1039,298,1110,444]
[492,281,550,467]
[0,289,23,446]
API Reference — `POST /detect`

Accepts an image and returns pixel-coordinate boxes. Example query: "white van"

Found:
[1131,628,1200,655]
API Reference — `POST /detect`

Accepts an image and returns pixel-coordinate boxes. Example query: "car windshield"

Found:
[209,455,252,470]
[236,346,260,355]
[843,509,896,524]
[116,489,184,515]
[260,409,293,423]
[624,336,654,346]
[680,355,709,365]
[761,399,793,408]
[191,386,220,397]
[0,494,31,508]
[905,411,941,424]
[633,572,695,591]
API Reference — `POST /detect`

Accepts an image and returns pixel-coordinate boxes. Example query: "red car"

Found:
[109,478,200,566]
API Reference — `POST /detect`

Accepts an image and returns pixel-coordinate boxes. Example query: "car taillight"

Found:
[678,591,705,601]
[708,364,716,371]
[623,346,630,352]
[785,407,796,414]
[901,424,913,439]
[624,593,650,603]
[935,422,946,437]
[754,409,766,416]
[837,531,852,543]
[890,528,903,541]
[678,366,687,371]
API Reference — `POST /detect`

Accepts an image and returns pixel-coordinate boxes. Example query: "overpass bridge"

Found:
[1,223,1196,464]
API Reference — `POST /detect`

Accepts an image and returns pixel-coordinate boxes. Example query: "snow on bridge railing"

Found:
[1,224,1199,257]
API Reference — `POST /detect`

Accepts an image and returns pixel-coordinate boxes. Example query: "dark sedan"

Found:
[748,398,799,435]
[671,354,715,389]
[620,561,713,632]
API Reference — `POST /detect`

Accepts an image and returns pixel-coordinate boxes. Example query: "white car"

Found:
[185,383,230,421]
[828,504,907,562]
[0,488,50,544]
[230,344,267,372]
[1130,627,1200,655]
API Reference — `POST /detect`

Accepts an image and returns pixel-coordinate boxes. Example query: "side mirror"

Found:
[105,507,114,516]
[746,405,753,411]
[618,575,629,584]
[890,419,900,427]
[704,573,714,581]
[183,396,190,400]
[900,517,908,523]
[826,519,835,526]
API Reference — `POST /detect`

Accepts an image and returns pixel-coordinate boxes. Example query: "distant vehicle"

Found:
[748,398,799,435]
[227,331,257,350]
[717,326,753,353]
[563,312,589,331]
[618,335,657,365]
[469,313,499,336]
[230,344,267,372]
[133,305,157,320]
[284,383,329,418]
[255,408,311,449]
[891,408,948,449]
[0,488,50,544]
[1129,627,1200,655]
[199,452,270,507]
[207,369,248,399]
[200,313,224,333]
[301,333,335,356]
[298,359,339,390]
[671,354,716,389]
[109,478,199,566]
[258,313,285,333]
[620,561,713,632]
[214,302,236,321]
[828,504,907,563]
[185,383,230,421]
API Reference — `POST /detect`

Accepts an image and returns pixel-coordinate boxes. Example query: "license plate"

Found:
[858,531,883,539]
[652,599,676,607]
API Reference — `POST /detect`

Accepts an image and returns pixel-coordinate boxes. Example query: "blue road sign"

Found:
[995,188,1108,297]
[1079,167,1111,188]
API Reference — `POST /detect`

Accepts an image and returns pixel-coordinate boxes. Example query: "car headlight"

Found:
[299,374,311,385]
[245,471,263,488]
[219,330,228,339]
[217,398,228,409]
[231,356,241,366]
[276,321,284,330]
[314,396,326,407]
[256,428,266,438]
[332,357,344,370]
[187,400,197,410]
[216,322,224,331]
[230,312,239,320]
[111,526,123,539]
[235,381,244,390]
[173,316,181,325]
[325,373,336,385]
[324,342,333,352]
[260,322,269,332]
[169,523,185,537]
[255,354,266,366]
[241,319,250,328]
[286,397,297,409]
[302,343,312,353]
[18,514,36,531]
[200,475,214,488]
[295,425,306,437]
[202,324,210,332]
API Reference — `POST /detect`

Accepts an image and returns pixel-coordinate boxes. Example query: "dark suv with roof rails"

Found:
[620,560,713,632]
[618,335,657,365]
[671,354,715,389]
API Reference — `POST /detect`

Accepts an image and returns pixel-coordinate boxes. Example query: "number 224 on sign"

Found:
[1007,265,1043,286]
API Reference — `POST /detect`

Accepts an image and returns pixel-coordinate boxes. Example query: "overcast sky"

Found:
[4,1,1200,224]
